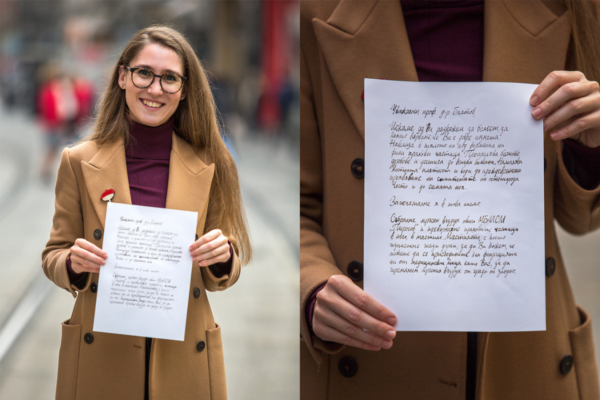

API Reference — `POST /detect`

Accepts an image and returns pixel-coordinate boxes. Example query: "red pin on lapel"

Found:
[101,189,115,202]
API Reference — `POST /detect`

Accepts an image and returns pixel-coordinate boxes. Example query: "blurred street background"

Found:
[0,1,299,399]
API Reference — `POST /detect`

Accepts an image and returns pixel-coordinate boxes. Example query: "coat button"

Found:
[546,257,556,277]
[84,333,94,344]
[351,158,364,179]
[195,234,199,241]
[91,282,97,293]
[338,356,357,377]
[560,355,574,374]
[338,357,358,378]
[194,288,200,298]
[197,341,206,352]
[347,261,363,281]
[93,229,102,240]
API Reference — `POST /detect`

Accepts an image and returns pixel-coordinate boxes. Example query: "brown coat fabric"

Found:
[43,133,241,400]
[300,1,600,399]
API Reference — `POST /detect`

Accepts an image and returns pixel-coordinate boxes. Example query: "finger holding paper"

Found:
[70,238,108,274]
[530,70,600,148]
[313,275,397,351]
[190,228,230,266]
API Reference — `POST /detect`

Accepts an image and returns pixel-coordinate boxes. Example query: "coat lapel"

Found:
[313,0,418,140]
[81,133,214,230]
[81,139,132,229]
[483,0,570,84]
[166,133,214,230]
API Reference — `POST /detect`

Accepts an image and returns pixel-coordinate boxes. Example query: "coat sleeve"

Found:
[300,43,346,366]
[42,147,89,298]
[200,237,241,292]
[199,175,242,292]
[554,140,600,235]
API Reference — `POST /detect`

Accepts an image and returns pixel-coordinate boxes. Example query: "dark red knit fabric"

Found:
[126,117,174,208]
[400,0,484,82]
[563,139,600,190]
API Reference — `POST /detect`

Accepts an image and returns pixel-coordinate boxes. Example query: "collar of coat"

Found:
[312,0,570,140]
[81,132,215,229]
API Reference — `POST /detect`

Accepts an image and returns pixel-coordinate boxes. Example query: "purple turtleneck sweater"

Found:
[126,117,174,208]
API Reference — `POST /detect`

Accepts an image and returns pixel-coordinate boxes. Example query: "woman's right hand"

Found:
[69,238,108,274]
[312,275,397,351]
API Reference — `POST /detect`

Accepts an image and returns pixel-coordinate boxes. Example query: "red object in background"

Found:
[257,0,295,132]
[37,76,93,132]
[37,80,63,131]
[73,78,94,123]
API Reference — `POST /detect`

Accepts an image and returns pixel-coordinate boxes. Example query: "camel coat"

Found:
[42,133,241,400]
[300,1,600,399]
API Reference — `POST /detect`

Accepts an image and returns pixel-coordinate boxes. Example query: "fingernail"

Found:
[532,107,542,118]
[551,131,560,140]
[387,317,397,326]
[383,340,393,349]
[530,95,538,106]
[385,330,396,339]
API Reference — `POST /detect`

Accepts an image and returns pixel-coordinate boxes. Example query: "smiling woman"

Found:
[119,44,187,127]
[41,25,251,400]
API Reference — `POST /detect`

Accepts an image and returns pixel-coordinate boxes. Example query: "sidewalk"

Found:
[0,107,55,329]
[0,104,299,400]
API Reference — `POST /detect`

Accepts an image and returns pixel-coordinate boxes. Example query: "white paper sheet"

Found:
[364,80,545,332]
[93,203,198,341]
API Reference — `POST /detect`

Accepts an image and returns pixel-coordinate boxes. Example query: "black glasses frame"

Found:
[122,65,188,94]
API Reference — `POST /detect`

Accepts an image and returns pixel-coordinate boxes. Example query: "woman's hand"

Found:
[189,229,230,266]
[530,70,600,148]
[69,238,108,274]
[312,275,397,351]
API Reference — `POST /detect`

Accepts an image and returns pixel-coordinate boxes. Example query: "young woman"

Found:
[42,26,251,400]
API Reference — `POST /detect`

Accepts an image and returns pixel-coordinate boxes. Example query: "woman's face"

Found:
[118,43,185,127]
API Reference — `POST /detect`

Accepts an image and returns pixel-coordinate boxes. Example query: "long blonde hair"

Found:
[88,25,251,264]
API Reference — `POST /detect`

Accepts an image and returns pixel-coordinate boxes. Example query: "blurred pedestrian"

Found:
[69,75,95,140]
[37,64,78,183]
[42,25,251,399]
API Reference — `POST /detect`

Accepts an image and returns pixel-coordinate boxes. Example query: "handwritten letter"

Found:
[94,203,198,340]
[364,80,545,331]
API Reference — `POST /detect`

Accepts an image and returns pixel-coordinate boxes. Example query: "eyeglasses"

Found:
[122,65,187,94]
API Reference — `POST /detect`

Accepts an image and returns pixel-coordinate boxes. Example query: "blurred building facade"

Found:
[0,0,299,141]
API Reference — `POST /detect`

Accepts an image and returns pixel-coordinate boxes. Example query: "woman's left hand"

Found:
[530,70,600,148]
[189,229,230,266]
